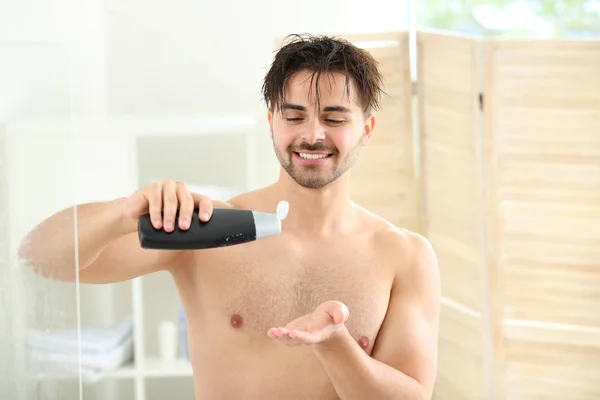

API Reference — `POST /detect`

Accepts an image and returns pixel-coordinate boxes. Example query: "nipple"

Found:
[230,313,244,329]
[276,200,289,221]
[358,336,370,350]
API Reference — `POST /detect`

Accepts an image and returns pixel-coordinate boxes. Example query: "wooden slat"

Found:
[344,31,416,230]
[418,31,488,400]
[484,39,600,324]
[483,38,600,400]
[503,323,600,400]
[417,31,486,313]
[433,302,486,400]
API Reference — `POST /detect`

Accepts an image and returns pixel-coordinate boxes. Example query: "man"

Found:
[20,34,440,399]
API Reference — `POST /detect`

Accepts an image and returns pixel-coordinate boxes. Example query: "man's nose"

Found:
[301,119,326,143]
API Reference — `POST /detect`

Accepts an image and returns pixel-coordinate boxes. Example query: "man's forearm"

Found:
[313,325,425,400]
[18,198,135,280]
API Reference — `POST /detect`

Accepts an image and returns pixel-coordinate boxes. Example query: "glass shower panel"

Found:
[0,1,84,399]
[0,87,83,398]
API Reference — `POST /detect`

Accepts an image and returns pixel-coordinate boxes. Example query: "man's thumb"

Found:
[327,301,350,324]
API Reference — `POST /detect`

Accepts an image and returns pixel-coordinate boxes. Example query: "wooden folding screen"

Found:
[419,31,600,400]
[417,32,488,400]
[273,32,418,231]
[342,32,417,231]
[482,38,600,400]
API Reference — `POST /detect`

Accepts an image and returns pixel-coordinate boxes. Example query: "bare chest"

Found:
[192,238,394,352]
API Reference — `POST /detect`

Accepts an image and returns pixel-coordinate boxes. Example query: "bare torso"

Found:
[168,191,405,399]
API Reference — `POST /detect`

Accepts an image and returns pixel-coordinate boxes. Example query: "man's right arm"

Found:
[18,197,189,284]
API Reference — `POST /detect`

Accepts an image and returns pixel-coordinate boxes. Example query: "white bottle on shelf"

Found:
[158,320,178,361]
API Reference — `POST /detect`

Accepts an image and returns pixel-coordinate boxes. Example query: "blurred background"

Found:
[0,0,598,399]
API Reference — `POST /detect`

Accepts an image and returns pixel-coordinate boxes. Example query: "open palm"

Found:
[268,301,350,346]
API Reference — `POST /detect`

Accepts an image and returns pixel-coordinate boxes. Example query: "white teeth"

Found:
[298,153,328,160]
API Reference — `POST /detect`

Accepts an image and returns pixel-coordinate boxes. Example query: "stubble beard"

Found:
[272,134,364,189]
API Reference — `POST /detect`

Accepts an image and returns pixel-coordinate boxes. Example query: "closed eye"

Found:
[326,119,344,124]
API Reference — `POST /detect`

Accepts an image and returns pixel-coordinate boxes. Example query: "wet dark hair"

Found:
[261,33,385,115]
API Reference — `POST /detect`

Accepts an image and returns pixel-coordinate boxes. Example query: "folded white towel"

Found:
[29,335,134,371]
[35,359,111,382]
[26,316,133,355]
[27,316,135,382]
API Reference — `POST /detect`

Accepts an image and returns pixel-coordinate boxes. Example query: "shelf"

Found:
[105,362,137,379]
[107,357,193,379]
[142,357,193,378]
[36,357,193,382]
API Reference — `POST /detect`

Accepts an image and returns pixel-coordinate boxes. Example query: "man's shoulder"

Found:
[360,210,437,278]
[373,224,434,262]
[357,205,426,249]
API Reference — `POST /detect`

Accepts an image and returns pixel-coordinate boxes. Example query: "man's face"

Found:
[268,69,375,189]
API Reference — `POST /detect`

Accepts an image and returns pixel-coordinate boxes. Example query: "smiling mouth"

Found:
[295,152,333,160]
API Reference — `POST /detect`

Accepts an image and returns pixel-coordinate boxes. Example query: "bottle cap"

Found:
[276,200,289,221]
[252,211,282,240]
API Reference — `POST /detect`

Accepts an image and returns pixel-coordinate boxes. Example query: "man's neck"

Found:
[270,170,357,236]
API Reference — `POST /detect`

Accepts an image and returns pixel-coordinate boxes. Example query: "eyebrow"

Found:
[281,103,352,114]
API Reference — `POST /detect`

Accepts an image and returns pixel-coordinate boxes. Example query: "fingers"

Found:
[146,182,164,229]
[176,182,194,230]
[288,330,314,342]
[143,179,213,231]
[162,179,178,232]
[192,192,214,222]
[268,327,317,346]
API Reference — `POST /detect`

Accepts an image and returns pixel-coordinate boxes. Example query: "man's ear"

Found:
[267,108,274,139]
[362,112,376,146]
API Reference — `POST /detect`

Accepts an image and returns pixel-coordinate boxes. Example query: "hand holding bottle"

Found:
[120,179,214,232]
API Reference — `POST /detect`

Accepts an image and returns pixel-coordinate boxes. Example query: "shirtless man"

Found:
[19,34,440,399]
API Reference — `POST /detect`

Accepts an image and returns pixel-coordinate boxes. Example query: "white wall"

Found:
[1,0,409,119]
[104,0,409,116]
